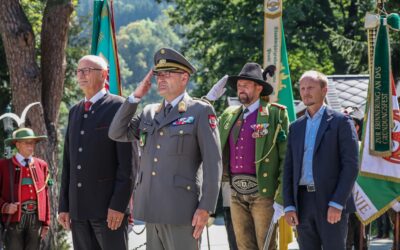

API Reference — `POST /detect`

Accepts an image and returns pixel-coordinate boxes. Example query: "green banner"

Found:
[91,0,121,95]
[277,21,296,122]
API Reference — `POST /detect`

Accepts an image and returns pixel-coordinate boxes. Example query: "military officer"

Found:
[108,48,222,250]
[206,62,289,250]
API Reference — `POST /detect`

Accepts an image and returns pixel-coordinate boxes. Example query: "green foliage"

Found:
[156,0,399,102]
[117,17,181,103]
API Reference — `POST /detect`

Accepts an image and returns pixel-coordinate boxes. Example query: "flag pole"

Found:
[395,211,399,250]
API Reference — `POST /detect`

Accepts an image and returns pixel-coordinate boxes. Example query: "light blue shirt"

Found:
[284,105,343,213]
[299,105,326,185]
[15,153,32,167]
[243,99,260,119]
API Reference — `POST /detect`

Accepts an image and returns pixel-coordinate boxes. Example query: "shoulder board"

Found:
[271,103,287,110]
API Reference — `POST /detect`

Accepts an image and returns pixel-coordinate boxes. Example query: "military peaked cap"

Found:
[153,48,196,74]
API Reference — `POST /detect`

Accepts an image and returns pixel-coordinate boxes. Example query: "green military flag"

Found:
[91,0,121,95]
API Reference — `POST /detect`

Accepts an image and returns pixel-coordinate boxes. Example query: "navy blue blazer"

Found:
[283,107,359,215]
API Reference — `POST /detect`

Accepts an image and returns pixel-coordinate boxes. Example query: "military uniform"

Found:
[219,99,288,203]
[215,62,289,250]
[109,48,222,250]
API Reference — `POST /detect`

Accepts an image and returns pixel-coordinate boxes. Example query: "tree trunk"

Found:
[40,1,74,249]
[0,0,74,249]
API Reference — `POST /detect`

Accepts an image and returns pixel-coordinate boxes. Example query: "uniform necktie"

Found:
[232,108,249,144]
[23,158,30,167]
[84,101,93,112]
[164,104,173,117]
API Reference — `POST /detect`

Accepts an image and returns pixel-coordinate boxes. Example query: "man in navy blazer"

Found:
[283,70,359,250]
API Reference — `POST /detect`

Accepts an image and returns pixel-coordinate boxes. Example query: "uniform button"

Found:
[235,156,238,159]
[160,131,164,136]
[240,165,243,168]
[186,186,191,190]
[263,173,268,177]
[240,137,243,140]
[91,111,95,114]
[152,171,156,176]
[30,190,33,193]
[240,146,243,149]
[77,183,82,188]
[179,130,184,135]
[154,158,158,162]
[262,188,267,193]
[78,147,83,152]
[156,145,161,149]
[77,165,82,170]
[80,130,85,135]
[84,114,88,118]
[264,158,269,163]
[240,156,243,159]
[236,147,239,150]
[29,185,32,187]
[241,129,244,131]
[30,196,33,199]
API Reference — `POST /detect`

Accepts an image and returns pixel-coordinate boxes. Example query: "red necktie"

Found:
[84,101,92,112]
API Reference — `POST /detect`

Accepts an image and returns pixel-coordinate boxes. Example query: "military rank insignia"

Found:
[172,116,194,126]
[251,123,269,138]
[208,115,217,129]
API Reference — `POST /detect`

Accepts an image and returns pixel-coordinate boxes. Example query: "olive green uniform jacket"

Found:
[218,99,288,204]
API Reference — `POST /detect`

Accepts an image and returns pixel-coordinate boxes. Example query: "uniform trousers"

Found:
[146,223,199,250]
[5,212,41,250]
[71,216,128,250]
[230,189,277,250]
[297,187,348,250]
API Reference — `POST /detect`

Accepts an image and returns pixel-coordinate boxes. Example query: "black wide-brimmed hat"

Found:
[153,48,197,74]
[228,63,276,96]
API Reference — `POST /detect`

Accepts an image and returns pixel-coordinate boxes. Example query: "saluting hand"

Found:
[133,69,153,98]
[191,208,209,239]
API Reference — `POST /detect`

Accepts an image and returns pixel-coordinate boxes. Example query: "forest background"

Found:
[0,0,399,248]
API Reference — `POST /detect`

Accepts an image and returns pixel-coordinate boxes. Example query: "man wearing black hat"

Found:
[109,48,222,250]
[206,62,289,249]
[0,128,50,250]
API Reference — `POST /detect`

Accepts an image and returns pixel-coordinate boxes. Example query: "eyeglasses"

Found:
[153,71,186,78]
[76,67,103,76]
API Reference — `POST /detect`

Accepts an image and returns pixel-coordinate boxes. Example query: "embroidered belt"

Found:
[231,174,258,195]
[21,200,37,214]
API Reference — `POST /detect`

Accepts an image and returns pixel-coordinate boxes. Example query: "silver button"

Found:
[77,165,82,170]
[80,130,85,135]
[157,145,161,149]
[77,183,82,188]
[160,131,164,136]
[154,158,158,162]
[84,114,88,118]
[179,130,184,135]
[91,111,95,114]
[78,147,83,152]
[152,171,156,176]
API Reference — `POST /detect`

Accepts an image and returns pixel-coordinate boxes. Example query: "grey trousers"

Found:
[146,223,200,250]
